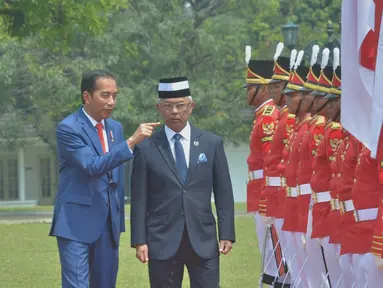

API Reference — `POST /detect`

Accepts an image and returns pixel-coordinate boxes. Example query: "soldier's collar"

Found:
[255,98,273,113]
[280,105,288,115]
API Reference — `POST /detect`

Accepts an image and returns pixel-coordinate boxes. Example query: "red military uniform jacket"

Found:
[310,120,342,239]
[282,114,311,232]
[326,123,344,243]
[295,114,325,233]
[247,99,279,213]
[341,146,382,255]
[276,123,295,219]
[262,105,295,217]
[338,133,362,253]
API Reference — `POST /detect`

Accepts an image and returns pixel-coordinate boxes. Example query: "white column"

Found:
[18,147,25,201]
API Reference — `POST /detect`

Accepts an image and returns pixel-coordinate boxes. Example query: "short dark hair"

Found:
[80,70,116,104]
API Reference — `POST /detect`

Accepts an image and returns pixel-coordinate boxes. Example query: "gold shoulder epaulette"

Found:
[263,105,275,116]
[316,115,325,126]
[287,113,295,119]
[331,122,342,129]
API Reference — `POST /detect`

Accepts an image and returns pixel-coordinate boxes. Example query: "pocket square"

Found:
[198,153,207,163]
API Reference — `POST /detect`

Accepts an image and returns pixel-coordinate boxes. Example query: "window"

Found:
[40,158,51,198]
[0,160,4,200]
[7,159,18,200]
[0,157,18,201]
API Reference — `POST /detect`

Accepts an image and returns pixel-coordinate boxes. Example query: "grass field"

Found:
[0,202,248,215]
[0,204,260,288]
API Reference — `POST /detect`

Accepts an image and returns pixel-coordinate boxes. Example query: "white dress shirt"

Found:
[165,122,191,168]
[82,108,110,153]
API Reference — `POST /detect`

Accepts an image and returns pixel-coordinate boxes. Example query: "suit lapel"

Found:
[105,119,113,151]
[77,108,104,156]
[185,126,203,186]
[155,128,182,184]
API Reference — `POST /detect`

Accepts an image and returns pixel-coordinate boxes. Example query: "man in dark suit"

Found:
[50,70,159,288]
[130,76,236,288]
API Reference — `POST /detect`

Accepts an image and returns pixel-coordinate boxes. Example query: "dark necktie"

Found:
[173,134,187,184]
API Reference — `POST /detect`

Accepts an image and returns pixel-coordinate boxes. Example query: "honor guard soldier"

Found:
[262,42,291,220]
[280,49,312,287]
[273,51,298,284]
[291,49,328,287]
[263,43,293,239]
[274,48,298,227]
[243,51,279,286]
[310,47,344,288]
[290,47,328,287]
[261,42,294,287]
[337,132,362,286]
[342,146,383,286]
[325,50,343,245]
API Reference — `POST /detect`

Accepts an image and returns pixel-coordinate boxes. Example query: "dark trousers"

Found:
[57,214,119,288]
[148,227,219,288]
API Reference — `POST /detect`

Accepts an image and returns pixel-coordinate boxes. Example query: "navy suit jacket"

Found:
[130,125,236,260]
[49,107,132,245]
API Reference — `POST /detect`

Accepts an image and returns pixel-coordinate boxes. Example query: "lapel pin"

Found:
[194,141,199,146]
[110,130,114,142]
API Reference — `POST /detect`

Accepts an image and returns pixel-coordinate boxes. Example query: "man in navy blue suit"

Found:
[49,70,159,288]
[131,77,236,287]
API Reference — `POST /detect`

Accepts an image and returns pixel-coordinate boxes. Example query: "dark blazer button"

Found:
[181,212,184,215]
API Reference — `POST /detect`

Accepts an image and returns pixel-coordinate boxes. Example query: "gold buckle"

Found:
[311,192,318,204]
[331,199,340,211]
[265,176,270,186]
[287,187,292,197]
[280,177,286,187]
[297,186,301,196]
[335,199,340,210]
[340,201,346,215]
[330,199,335,210]
[354,210,360,222]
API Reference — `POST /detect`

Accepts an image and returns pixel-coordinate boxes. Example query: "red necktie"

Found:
[95,122,106,154]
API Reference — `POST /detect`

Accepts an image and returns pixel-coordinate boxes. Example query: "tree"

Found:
[0,0,128,52]
[83,0,253,142]
[0,0,342,150]
[280,0,342,61]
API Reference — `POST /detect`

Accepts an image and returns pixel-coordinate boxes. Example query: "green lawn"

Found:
[0,202,248,215]
[0,216,260,288]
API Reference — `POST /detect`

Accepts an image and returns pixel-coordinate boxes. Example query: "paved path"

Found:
[0,211,252,225]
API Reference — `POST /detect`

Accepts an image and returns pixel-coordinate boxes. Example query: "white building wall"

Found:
[224,143,249,202]
[1,141,250,206]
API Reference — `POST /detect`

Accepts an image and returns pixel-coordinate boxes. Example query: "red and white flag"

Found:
[341,0,375,150]
[370,0,383,158]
